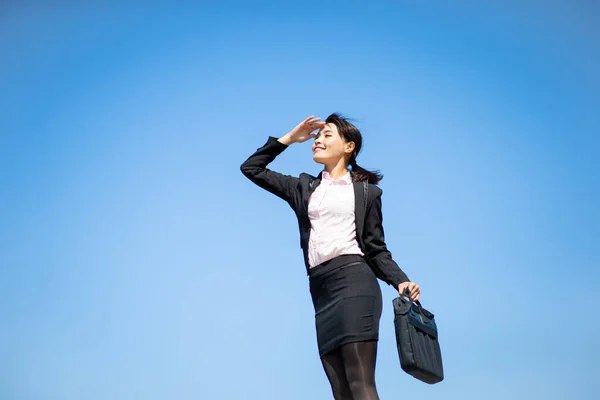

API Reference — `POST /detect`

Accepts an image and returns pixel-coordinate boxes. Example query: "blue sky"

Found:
[1,2,598,399]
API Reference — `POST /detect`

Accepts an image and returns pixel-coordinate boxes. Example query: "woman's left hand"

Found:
[398,282,420,302]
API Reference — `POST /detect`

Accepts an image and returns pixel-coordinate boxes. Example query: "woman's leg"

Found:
[321,348,353,400]
[340,340,380,400]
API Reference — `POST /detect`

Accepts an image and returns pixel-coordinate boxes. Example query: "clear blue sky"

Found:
[1,2,598,399]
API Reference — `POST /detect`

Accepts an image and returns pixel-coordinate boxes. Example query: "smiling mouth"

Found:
[314,147,325,152]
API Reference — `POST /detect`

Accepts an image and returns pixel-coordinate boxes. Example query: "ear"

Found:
[345,141,356,155]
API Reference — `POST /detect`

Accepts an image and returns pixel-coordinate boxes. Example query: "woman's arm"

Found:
[240,136,300,204]
[363,188,411,289]
[240,116,326,204]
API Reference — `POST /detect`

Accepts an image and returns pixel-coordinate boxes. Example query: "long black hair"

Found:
[325,112,383,184]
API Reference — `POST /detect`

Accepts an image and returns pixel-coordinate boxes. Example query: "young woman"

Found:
[240,113,421,400]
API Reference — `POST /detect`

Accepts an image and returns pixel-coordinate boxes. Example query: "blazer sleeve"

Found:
[363,187,411,288]
[240,136,300,206]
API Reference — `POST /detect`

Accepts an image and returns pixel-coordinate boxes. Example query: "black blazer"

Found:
[240,136,410,289]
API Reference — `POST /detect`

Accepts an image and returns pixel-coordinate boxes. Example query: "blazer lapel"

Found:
[309,175,322,197]
[353,180,366,241]
[303,172,322,213]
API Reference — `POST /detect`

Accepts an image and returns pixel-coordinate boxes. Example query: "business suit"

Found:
[240,135,410,289]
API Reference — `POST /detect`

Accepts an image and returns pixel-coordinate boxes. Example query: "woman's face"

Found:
[312,123,353,164]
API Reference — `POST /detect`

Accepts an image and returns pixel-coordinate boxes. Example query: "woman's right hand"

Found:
[398,282,421,302]
[279,116,326,145]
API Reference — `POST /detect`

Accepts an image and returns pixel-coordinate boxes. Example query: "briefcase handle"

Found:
[401,288,429,324]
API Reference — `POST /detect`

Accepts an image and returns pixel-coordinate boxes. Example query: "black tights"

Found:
[320,340,379,400]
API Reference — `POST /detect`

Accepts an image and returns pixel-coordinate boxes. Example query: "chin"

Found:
[312,154,326,164]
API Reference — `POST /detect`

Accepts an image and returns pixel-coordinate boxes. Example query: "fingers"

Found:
[301,117,326,136]
[409,283,421,302]
[306,117,324,128]
[295,116,325,136]
[291,116,325,142]
[302,115,319,124]
[398,282,421,302]
[305,132,319,141]
[294,132,320,144]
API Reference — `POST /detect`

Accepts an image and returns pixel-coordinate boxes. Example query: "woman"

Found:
[240,113,421,400]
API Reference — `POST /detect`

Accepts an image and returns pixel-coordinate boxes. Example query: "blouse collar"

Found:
[321,170,352,185]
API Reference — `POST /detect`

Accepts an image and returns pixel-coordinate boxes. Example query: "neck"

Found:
[324,158,350,180]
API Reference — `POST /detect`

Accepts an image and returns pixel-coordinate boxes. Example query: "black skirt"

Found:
[309,254,383,357]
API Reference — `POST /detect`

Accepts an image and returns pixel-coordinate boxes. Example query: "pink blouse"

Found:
[307,170,365,268]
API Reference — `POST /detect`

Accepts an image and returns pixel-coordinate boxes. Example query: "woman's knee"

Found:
[340,341,379,398]
[332,384,353,400]
[346,369,377,390]
[321,351,353,400]
[346,377,378,400]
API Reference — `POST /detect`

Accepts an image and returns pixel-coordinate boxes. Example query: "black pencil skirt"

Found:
[308,254,383,358]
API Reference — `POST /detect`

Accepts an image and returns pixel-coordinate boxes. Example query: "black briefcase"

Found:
[392,289,444,384]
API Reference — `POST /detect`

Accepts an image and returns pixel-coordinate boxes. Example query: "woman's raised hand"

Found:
[279,116,326,145]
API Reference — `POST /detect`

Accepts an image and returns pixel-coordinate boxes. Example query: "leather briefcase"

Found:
[392,289,444,384]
